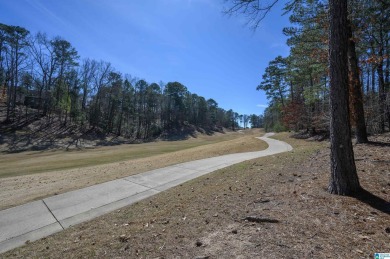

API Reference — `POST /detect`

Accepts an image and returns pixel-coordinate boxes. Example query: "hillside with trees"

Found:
[0,23,264,148]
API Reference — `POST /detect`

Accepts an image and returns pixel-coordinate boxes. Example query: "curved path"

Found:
[0,133,292,254]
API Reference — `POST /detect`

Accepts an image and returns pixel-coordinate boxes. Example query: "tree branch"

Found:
[223,0,280,29]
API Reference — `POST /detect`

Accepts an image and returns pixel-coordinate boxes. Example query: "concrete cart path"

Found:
[0,133,292,254]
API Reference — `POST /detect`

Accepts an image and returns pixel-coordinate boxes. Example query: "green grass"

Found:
[0,131,259,178]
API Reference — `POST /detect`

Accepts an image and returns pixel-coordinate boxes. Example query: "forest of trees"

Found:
[225,0,390,195]
[252,0,390,136]
[0,23,265,139]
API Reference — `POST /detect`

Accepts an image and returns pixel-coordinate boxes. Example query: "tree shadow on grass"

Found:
[365,141,390,147]
[355,188,390,215]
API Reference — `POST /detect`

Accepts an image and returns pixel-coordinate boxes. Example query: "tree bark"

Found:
[347,21,368,143]
[386,39,390,129]
[377,5,389,132]
[377,59,386,133]
[328,0,361,195]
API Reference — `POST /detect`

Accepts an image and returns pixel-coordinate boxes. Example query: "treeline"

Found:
[0,23,263,139]
[259,0,390,135]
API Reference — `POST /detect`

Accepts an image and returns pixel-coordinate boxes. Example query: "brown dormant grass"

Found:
[0,129,267,210]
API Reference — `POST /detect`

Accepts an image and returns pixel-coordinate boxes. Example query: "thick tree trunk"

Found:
[386,39,390,86]
[386,40,390,129]
[347,21,368,143]
[366,67,370,94]
[377,61,386,133]
[328,0,361,195]
[375,24,386,132]
[371,64,376,93]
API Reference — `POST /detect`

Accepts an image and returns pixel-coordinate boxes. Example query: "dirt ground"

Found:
[0,129,267,210]
[3,133,389,258]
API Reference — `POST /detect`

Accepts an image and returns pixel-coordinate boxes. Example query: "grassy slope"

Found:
[0,129,268,210]
[0,130,263,178]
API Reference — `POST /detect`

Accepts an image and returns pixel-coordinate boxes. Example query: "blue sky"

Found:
[0,0,290,116]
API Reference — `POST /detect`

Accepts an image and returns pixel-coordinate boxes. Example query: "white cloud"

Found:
[256,104,268,108]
